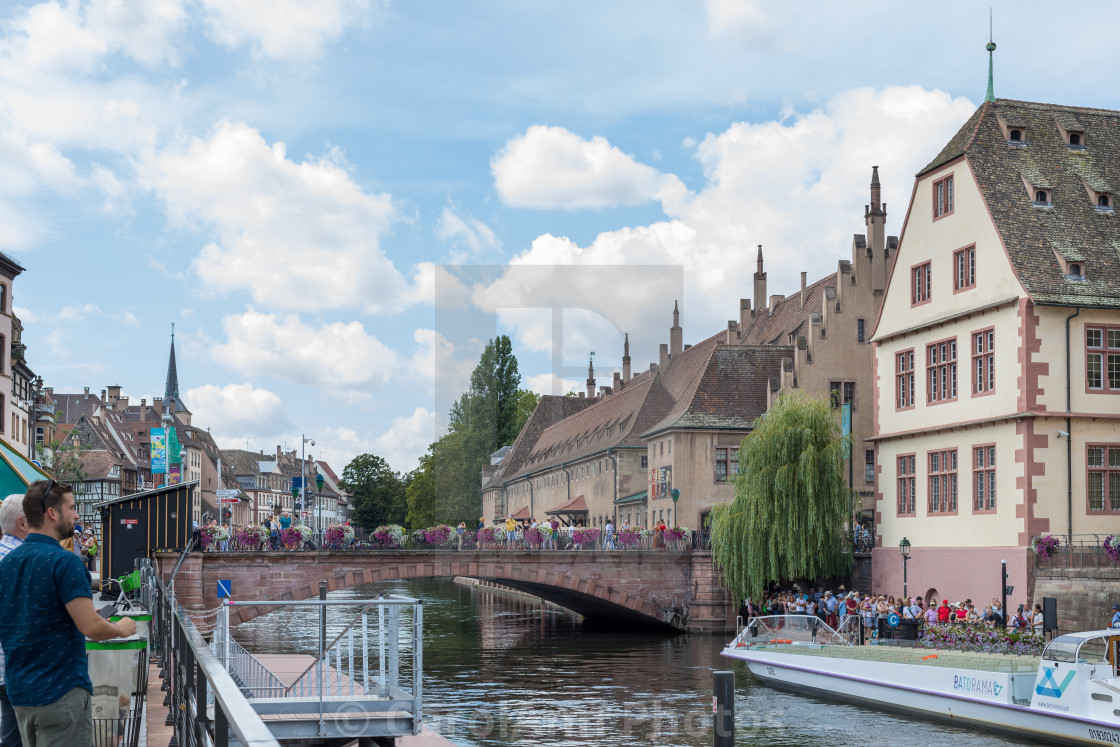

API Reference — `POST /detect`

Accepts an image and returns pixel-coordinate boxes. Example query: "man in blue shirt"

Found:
[0,480,136,747]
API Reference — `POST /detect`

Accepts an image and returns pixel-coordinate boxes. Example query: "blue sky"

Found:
[4,0,1118,475]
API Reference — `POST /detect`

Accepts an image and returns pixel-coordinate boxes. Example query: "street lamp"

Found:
[301,435,315,538]
[316,472,325,525]
[899,537,912,600]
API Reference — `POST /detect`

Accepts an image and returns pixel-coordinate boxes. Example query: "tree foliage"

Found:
[709,392,853,602]
[404,449,435,528]
[341,454,407,529]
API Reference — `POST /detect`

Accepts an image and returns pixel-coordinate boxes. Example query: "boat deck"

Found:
[745,644,1039,673]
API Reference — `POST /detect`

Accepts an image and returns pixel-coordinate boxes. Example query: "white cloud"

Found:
[184,382,292,443]
[491,125,686,210]
[410,328,475,394]
[524,373,582,397]
[435,205,500,262]
[371,407,435,474]
[142,122,425,314]
[482,86,976,368]
[200,0,373,61]
[703,0,772,37]
[212,310,400,389]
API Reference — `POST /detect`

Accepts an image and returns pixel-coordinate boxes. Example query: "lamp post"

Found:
[316,472,325,526]
[301,435,315,538]
[899,537,911,600]
[670,488,679,528]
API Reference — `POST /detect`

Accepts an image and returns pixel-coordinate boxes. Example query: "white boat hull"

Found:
[724,647,1120,747]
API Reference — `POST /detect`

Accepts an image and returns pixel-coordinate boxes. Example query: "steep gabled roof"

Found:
[487,395,595,483]
[739,274,837,346]
[642,346,789,437]
[923,99,1120,307]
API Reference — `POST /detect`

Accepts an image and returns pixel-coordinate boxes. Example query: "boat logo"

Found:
[1035,667,1076,698]
[952,675,1002,697]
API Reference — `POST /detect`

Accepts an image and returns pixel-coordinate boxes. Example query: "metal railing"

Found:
[209,528,713,553]
[1031,534,1119,569]
[212,587,425,739]
[151,574,281,747]
[728,614,858,648]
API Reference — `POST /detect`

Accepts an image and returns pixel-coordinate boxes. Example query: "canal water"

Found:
[231,578,1034,746]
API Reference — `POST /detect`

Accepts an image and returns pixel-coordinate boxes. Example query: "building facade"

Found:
[872,97,1120,603]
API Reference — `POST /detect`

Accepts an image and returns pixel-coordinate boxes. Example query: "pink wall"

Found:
[871,546,1031,610]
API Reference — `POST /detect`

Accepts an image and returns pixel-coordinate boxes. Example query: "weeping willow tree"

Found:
[709,391,853,602]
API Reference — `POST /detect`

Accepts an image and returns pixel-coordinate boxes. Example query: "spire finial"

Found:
[624,332,629,356]
[984,10,997,103]
[171,321,175,343]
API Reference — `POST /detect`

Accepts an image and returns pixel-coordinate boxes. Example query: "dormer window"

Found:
[1069,263,1082,277]
[1034,190,1052,208]
[1098,194,1114,212]
[1009,129,1022,142]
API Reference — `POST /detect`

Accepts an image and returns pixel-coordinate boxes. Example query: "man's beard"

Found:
[57,516,75,540]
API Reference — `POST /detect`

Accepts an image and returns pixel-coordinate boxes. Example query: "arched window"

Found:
[1009,129,1022,141]
[1070,133,1081,146]
[1099,194,1111,208]
[1070,263,1082,277]
[1036,190,1049,203]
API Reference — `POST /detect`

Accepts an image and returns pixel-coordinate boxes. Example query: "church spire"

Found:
[164,323,188,416]
[622,333,631,383]
[984,14,997,103]
[586,355,596,399]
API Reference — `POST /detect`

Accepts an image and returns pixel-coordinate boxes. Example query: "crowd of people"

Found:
[744,587,1049,638]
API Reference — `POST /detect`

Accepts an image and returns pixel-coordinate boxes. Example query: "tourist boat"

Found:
[722,615,1120,746]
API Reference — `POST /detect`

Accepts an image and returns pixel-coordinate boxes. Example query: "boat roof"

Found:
[1051,629,1118,641]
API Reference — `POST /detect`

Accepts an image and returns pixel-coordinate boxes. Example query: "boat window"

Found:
[1079,638,1109,663]
[1043,636,1082,663]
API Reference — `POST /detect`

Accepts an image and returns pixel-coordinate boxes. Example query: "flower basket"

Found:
[280,524,311,549]
[233,524,269,551]
[919,623,1045,656]
[664,526,691,544]
[523,527,544,548]
[199,525,229,550]
[421,525,453,546]
[571,527,601,548]
[371,525,406,548]
[324,524,355,549]
[1032,535,1061,559]
[617,529,641,548]
[478,527,501,548]
[1105,535,1120,563]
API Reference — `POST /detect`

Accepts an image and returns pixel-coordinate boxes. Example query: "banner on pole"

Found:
[168,426,181,465]
[150,428,166,474]
[841,402,852,458]
[169,463,181,484]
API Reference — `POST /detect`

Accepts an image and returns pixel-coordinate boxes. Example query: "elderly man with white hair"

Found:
[0,494,30,747]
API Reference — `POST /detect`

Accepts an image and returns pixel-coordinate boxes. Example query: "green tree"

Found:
[404,449,435,528]
[341,454,407,529]
[709,392,853,602]
[514,389,541,436]
[48,424,92,485]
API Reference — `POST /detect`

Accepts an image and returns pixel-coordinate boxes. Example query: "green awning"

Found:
[614,490,647,506]
[0,440,49,498]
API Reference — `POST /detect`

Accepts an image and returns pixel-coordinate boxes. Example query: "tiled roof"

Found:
[740,274,836,346]
[220,448,269,476]
[923,99,1120,307]
[546,494,588,515]
[641,346,790,437]
[76,450,120,479]
[51,394,104,424]
[487,395,595,483]
[503,375,674,481]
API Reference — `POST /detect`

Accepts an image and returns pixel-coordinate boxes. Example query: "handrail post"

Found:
[318,581,327,737]
[378,601,387,696]
[196,656,208,744]
[388,603,400,690]
[413,600,424,734]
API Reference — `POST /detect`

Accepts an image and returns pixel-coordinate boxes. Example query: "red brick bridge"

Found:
[154,549,735,633]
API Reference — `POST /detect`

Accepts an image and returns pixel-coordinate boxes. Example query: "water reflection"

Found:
[232,578,1035,746]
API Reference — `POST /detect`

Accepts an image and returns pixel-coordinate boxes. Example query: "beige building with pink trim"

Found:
[872,97,1120,604]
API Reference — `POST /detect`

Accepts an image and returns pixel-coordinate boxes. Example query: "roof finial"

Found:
[984,9,997,104]
[171,321,175,343]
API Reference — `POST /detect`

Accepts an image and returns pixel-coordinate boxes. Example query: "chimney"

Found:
[613,370,621,391]
[669,300,683,357]
[739,298,752,332]
[800,272,807,309]
[140,399,147,422]
[276,445,282,461]
[769,294,785,311]
[579,392,585,398]
[101,389,106,401]
[753,245,767,312]
[659,343,669,370]
[153,397,163,415]
[84,387,89,397]
[107,385,122,402]
[622,333,631,383]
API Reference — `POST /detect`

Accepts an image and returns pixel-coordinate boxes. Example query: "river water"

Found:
[231,578,1034,746]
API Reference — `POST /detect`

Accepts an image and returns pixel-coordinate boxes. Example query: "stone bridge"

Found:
[154,549,735,633]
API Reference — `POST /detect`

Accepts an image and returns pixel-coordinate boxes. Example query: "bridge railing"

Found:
[210,528,713,553]
[1031,534,1119,570]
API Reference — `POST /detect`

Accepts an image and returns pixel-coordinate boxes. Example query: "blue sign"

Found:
[151,428,167,473]
[217,580,232,599]
[887,612,900,627]
[291,476,303,490]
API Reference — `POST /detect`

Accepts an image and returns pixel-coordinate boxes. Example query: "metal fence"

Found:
[151,574,281,747]
[1032,534,1120,569]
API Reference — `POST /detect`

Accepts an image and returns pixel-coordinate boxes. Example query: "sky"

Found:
[4,0,1119,476]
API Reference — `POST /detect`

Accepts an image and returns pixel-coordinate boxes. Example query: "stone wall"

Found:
[1032,566,1120,633]
[156,549,736,634]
